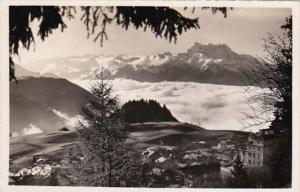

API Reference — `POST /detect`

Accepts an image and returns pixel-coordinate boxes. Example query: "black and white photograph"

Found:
[1,1,300,190]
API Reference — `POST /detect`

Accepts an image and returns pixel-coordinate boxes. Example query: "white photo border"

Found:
[1,1,299,192]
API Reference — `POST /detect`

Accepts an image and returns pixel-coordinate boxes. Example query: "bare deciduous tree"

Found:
[243,16,292,187]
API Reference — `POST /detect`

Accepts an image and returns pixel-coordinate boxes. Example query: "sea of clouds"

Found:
[72,79,273,132]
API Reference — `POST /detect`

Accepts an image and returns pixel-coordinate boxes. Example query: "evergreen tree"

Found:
[74,69,131,186]
[228,154,250,187]
[231,154,248,178]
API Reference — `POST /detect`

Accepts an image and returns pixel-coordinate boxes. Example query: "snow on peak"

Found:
[200,58,213,71]
[24,42,258,83]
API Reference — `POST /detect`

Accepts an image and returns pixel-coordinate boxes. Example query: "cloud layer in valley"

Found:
[73,79,273,132]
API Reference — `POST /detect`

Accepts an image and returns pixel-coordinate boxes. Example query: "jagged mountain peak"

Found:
[24,42,260,86]
[188,42,233,51]
[187,42,236,58]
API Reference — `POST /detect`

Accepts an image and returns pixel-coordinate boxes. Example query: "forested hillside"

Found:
[122,99,178,123]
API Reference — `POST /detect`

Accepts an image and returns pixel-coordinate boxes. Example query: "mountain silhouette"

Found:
[24,42,261,86]
[10,77,91,134]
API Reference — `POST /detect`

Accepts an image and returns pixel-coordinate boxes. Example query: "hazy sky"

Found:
[18,7,291,65]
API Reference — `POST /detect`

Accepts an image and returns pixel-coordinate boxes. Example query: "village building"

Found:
[212,140,235,152]
[208,128,279,168]
[234,128,277,167]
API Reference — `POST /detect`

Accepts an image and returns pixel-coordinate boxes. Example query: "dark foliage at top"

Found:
[9,6,230,82]
[122,99,178,123]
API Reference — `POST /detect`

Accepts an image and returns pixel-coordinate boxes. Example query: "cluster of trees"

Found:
[266,17,292,188]
[122,99,178,123]
[244,16,292,187]
[230,14,293,185]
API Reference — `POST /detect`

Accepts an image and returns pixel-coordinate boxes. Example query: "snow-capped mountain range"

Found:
[23,42,260,86]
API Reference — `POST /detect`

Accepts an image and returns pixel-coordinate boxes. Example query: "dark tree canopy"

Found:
[122,99,178,123]
[9,6,230,81]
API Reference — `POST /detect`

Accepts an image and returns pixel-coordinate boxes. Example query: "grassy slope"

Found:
[127,122,248,146]
[10,131,78,171]
[10,122,249,171]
